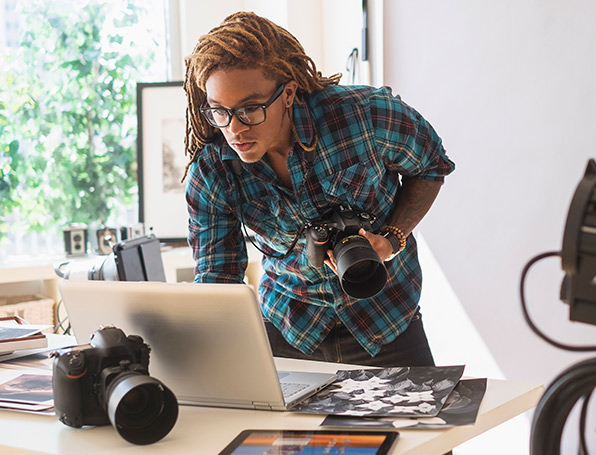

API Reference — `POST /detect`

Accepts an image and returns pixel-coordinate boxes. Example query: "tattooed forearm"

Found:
[387,178,443,237]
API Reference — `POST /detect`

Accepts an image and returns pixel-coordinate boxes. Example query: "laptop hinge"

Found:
[252,401,273,410]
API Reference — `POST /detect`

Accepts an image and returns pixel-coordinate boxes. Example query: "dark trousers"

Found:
[264,311,436,367]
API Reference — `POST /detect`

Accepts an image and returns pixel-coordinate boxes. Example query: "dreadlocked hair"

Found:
[182,11,341,181]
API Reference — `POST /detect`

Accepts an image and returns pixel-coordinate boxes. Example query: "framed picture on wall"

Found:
[137,81,188,243]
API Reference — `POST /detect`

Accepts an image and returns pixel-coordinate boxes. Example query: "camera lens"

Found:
[334,234,388,299]
[106,373,178,445]
[342,259,379,283]
[117,385,161,429]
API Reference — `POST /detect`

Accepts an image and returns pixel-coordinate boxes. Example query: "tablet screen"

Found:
[218,429,398,455]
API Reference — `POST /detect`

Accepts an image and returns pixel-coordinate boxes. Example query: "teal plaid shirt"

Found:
[186,85,455,356]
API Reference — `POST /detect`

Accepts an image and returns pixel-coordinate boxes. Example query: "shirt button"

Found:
[302,201,309,208]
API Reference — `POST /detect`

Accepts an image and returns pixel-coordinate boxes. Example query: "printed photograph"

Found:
[161,117,186,193]
[0,373,53,404]
[293,366,465,417]
[321,378,487,429]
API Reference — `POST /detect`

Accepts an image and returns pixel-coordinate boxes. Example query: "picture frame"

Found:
[136,81,188,243]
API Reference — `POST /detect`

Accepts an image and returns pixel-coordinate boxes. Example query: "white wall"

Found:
[382,0,596,385]
[175,0,363,85]
[382,1,596,450]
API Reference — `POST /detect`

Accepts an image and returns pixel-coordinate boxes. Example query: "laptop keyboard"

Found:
[281,382,310,398]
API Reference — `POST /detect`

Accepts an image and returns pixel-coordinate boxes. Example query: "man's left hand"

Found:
[358,228,394,262]
[323,228,394,275]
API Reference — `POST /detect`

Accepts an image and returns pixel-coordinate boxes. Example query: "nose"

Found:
[227,114,250,136]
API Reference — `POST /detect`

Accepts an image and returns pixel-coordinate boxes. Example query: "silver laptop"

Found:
[58,280,337,411]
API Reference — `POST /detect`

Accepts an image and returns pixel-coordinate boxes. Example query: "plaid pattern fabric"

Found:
[186,85,455,356]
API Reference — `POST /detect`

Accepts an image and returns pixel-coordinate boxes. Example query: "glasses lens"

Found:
[205,108,230,127]
[236,106,265,125]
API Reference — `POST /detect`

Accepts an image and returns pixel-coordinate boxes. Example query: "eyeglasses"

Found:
[200,84,285,128]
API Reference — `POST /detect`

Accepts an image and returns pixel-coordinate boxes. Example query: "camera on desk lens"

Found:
[51,327,178,445]
[305,207,388,299]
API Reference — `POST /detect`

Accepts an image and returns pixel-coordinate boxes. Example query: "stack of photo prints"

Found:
[0,370,53,414]
[0,317,54,415]
[292,365,487,430]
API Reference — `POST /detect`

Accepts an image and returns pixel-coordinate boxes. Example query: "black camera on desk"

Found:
[305,207,387,299]
[51,326,178,445]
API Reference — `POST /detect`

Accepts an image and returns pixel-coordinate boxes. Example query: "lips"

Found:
[232,141,256,153]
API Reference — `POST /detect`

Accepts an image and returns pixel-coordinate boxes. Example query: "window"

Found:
[0,0,168,258]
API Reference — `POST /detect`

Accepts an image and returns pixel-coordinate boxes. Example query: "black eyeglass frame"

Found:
[200,84,286,128]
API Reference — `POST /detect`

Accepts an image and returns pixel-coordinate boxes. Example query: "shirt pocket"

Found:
[320,162,378,208]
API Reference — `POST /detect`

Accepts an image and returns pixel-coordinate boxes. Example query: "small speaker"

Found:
[63,224,88,256]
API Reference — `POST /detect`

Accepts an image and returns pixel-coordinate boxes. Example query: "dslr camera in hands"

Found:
[305,207,388,299]
[51,326,178,445]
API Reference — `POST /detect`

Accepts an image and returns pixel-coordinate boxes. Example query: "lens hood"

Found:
[335,235,388,299]
[106,372,178,445]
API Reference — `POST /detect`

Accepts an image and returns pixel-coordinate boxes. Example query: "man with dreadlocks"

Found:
[184,12,455,367]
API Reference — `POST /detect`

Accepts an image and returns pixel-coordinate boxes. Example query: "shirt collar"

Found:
[292,99,316,150]
[217,135,237,161]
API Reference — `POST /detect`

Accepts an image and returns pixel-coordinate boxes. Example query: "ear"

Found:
[283,80,299,107]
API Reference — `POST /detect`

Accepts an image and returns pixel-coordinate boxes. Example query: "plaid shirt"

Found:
[186,85,455,356]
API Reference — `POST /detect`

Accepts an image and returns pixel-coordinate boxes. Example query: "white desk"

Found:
[0,356,543,455]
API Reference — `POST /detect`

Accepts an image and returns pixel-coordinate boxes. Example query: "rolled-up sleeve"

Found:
[370,87,455,181]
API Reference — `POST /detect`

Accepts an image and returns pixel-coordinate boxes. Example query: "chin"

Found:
[235,150,265,164]
[238,156,260,164]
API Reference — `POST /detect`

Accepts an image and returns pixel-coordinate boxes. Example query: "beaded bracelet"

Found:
[380,225,407,253]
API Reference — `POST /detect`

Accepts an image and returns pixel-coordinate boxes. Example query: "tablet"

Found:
[218,429,398,455]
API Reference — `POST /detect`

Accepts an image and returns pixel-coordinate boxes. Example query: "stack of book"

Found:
[0,316,49,357]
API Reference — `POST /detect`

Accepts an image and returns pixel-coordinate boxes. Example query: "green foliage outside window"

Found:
[0,0,164,244]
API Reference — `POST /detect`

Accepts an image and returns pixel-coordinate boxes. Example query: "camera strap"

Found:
[230,159,307,260]
[304,148,316,164]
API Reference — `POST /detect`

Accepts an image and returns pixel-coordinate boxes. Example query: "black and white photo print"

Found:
[293,366,465,417]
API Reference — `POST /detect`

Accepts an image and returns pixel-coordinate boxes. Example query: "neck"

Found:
[267,145,292,161]
[267,108,294,159]
[267,125,293,159]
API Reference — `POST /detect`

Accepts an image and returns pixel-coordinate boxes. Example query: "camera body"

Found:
[305,207,387,299]
[305,208,376,267]
[51,327,178,445]
[120,223,145,242]
[52,327,151,428]
[91,226,118,255]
